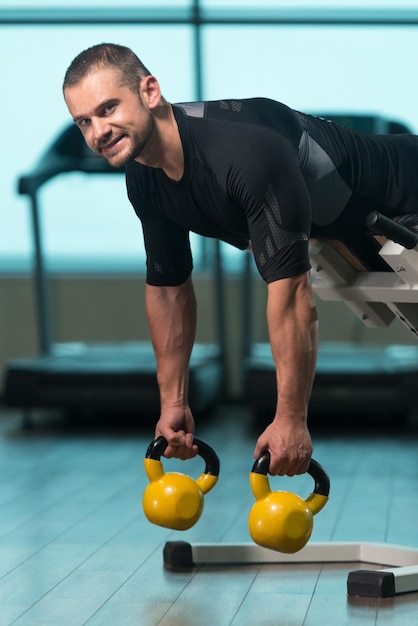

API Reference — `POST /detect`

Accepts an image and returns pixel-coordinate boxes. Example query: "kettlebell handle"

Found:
[251,453,330,497]
[145,435,220,477]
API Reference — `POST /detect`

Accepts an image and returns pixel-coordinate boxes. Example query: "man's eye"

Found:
[78,119,89,128]
[104,104,115,114]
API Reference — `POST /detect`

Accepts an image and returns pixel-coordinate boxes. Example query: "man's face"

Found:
[64,67,155,168]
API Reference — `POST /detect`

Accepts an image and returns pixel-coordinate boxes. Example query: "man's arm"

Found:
[145,275,198,459]
[254,271,318,476]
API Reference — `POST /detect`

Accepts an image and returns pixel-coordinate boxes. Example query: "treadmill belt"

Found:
[3,341,223,416]
[245,342,418,425]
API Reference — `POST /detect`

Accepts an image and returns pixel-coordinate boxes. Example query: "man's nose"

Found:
[92,118,111,142]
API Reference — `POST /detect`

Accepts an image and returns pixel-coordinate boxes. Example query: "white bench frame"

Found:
[163,540,418,597]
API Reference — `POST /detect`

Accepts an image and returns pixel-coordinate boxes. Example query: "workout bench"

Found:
[164,212,418,598]
[310,211,418,339]
[163,541,418,598]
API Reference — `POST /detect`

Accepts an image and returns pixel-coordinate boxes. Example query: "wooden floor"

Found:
[0,403,417,625]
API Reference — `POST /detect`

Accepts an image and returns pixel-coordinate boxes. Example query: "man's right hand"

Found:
[155,405,197,460]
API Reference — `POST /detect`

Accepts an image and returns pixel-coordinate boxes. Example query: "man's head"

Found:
[63,43,161,168]
[63,43,151,94]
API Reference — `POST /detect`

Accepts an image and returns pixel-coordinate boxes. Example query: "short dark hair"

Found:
[63,43,151,93]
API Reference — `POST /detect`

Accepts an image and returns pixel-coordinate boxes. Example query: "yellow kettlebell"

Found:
[143,436,220,531]
[248,453,330,553]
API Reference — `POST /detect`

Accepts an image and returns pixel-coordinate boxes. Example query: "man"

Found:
[63,43,418,476]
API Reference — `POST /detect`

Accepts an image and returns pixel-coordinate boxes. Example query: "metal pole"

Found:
[29,193,52,355]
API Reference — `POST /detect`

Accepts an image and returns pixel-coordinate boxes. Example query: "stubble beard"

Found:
[100,114,156,168]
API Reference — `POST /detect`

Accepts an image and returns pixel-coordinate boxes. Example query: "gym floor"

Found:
[0,403,417,625]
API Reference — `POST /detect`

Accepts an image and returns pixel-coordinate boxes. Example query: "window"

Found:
[1,22,194,271]
[2,2,418,273]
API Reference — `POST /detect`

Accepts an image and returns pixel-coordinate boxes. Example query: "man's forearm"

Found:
[145,276,197,409]
[267,273,318,424]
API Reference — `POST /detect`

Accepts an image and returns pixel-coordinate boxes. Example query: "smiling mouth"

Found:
[99,135,125,155]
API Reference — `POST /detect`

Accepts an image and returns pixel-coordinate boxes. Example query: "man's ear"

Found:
[139,75,162,110]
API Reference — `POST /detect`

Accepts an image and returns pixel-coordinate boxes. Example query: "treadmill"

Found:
[3,124,226,425]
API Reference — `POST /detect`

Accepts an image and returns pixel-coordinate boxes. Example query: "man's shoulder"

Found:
[174,97,287,121]
[174,98,302,144]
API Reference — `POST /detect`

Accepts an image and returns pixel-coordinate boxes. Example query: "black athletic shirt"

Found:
[126,98,418,286]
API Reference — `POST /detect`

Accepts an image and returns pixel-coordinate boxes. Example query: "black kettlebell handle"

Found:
[251,452,330,497]
[145,435,220,477]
